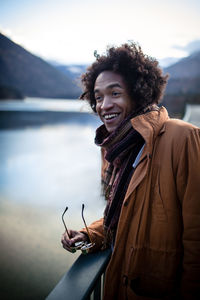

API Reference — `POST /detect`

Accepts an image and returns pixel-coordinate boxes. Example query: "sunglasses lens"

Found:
[81,242,95,254]
[74,241,85,249]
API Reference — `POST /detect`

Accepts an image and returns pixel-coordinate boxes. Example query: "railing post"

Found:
[93,277,101,300]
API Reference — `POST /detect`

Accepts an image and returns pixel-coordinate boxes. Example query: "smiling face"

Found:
[94,71,134,133]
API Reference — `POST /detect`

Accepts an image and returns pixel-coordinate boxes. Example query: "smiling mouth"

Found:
[103,113,120,120]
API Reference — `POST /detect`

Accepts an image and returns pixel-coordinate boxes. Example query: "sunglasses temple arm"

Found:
[62,211,70,238]
[81,204,93,244]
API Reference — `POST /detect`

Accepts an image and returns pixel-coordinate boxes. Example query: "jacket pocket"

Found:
[125,246,182,300]
[127,274,177,299]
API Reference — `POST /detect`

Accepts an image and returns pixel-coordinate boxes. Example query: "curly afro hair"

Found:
[80,42,169,112]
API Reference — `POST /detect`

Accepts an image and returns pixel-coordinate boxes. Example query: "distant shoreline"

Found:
[0,110,100,129]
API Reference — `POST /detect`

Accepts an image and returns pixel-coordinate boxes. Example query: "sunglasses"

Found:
[62,204,95,254]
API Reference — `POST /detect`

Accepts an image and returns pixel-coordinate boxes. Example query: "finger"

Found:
[62,230,78,242]
[68,229,78,238]
[62,232,72,245]
[62,231,71,240]
[61,236,72,248]
[69,235,83,246]
[62,243,76,253]
[61,237,74,251]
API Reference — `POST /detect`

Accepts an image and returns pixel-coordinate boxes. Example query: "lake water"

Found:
[0,98,105,300]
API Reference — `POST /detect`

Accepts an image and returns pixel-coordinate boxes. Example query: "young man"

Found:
[61,43,200,300]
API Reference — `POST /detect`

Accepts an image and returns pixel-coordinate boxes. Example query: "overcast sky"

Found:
[1,0,200,64]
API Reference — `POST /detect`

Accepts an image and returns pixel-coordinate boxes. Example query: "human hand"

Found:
[61,229,88,253]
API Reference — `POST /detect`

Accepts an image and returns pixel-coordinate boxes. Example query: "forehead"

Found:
[94,71,127,91]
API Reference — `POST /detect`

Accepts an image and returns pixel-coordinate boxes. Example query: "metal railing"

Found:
[46,248,111,300]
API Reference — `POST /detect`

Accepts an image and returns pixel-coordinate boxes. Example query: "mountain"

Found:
[164,51,200,94]
[159,57,181,68]
[0,85,24,99]
[165,50,200,78]
[162,51,200,117]
[0,33,81,99]
[49,62,88,80]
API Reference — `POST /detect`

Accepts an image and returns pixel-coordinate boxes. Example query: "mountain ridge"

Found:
[162,50,200,116]
[164,50,200,79]
[0,33,81,99]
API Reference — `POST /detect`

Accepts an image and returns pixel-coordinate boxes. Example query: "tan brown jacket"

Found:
[82,107,200,300]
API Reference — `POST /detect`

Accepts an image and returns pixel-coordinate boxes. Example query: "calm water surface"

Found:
[0,99,105,299]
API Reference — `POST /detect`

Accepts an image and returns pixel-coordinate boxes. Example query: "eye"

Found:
[95,95,103,102]
[112,91,120,97]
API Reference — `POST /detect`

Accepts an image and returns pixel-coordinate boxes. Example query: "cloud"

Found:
[0,26,26,47]
[173,40,200,54]
[0,26,12,38]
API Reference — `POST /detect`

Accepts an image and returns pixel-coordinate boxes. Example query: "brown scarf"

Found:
[95,105,158,247]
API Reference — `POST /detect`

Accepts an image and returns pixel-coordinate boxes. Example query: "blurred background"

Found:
[0,0,200,299]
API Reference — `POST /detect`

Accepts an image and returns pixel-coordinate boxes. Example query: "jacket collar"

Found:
[130,106,169,153]
[122,106,169,205]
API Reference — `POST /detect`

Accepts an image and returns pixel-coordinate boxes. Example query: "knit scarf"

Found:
[95,105,158,247]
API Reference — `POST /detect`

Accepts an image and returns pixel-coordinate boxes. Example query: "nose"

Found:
[100,96,114,111]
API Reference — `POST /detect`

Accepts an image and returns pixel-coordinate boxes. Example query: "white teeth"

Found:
[104,113,119,120]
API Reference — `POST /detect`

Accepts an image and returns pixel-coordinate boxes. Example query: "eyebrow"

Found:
[94,83,122,94]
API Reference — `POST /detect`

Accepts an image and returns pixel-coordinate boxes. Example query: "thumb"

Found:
[69,236,79,246]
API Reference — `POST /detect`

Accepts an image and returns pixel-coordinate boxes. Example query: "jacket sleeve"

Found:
[80,217,105,252]
[176,127,200,299]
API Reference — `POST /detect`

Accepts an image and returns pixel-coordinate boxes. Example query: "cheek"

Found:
[121,101,132,115]
[96,105,101,117]
[119,96,132,112]
[126,98,133,114]
[96,103,100,113]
